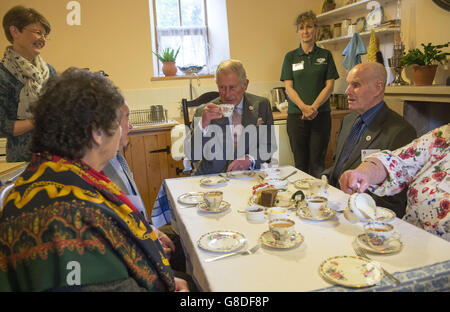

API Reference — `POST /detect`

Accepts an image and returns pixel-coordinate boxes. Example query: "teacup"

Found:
[246,205,265,222]
[220,104,235,117]
[203,191,223,210]
[269,218,295,242]
[305,196,328,218]
[267,207,289,221]
[363,221,400,250]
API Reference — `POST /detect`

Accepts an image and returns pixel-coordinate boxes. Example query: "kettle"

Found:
[271,87,287,111]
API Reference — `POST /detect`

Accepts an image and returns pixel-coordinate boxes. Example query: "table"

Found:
[164,166,450,292]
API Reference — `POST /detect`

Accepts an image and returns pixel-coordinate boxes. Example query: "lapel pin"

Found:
[248,106,254,111]
[366,135,371,141]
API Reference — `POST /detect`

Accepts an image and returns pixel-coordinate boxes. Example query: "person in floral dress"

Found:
[339,123,450,241]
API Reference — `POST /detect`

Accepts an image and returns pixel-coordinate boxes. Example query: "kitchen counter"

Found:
[130,108,352,133]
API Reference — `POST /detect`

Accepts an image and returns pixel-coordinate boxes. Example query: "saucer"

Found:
[200,176,228,186]
[197,200,231,213]
[296,204,336,220]
[259,231,304,249]
[198,230,246,252]
[319,255,383,288]
[177,192,204,205]
[293,178,314,190]
[224,171,255,179]
[356,234,403,254]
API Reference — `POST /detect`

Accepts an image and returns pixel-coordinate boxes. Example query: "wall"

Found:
[0,0,448,117]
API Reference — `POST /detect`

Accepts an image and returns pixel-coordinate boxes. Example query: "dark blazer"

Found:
[185,92,277,175]
[323,102,417,217]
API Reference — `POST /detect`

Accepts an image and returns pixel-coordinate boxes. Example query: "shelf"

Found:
[317,27,399,45]
[317,0,397,24]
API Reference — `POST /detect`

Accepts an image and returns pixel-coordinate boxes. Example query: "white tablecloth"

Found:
[165,166,450,292]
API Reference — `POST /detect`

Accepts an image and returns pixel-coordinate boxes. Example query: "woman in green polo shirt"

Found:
[280,10,339,178]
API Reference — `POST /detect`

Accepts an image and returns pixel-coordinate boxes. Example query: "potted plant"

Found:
[400,42,449,85]
[153,47,180,77]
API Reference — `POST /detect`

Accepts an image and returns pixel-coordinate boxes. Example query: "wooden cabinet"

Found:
[122,126,185,218]
[325,109,351,169]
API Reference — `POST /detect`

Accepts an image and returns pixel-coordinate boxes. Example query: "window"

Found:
[150,0,230,77]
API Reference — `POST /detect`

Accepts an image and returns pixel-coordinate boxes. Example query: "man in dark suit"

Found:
[185,59,277,175]
[323,62,416,217]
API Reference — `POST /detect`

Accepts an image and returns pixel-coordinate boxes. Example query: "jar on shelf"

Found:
[333,23,342,38]
[341,19,351,37]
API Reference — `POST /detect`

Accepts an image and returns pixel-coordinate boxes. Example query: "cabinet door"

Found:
[325,111,350,169]
[123,129,184,218]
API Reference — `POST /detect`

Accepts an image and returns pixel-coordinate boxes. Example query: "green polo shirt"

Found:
[280,44,339,115]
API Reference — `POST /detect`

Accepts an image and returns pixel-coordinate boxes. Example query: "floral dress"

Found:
[368,123,450,241]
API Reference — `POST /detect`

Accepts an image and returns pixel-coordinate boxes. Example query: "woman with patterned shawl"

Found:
[0,6,57,162]
[0,68,188,291]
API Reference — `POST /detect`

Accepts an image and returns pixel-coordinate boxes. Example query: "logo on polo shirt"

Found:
[315,57,327,65]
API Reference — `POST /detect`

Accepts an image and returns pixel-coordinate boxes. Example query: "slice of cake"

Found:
[258,187,278,207]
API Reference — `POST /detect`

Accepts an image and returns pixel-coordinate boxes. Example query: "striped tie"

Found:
[333,116,364,184]
[232,109,242,151]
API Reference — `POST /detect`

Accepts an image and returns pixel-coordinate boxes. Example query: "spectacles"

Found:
[24,28,50,40]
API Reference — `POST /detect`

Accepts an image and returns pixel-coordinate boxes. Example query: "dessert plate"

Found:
[259,231,304,249]
[249,190,296,209]
[224,171,255,179]
[319,255,383,288]
[356,234,403,254]
[198,230,246,253]
[177,192,204,205]
[200,176,228,186]
[296,204,336,220]
[293,178,315,190]
[197,200,231,213]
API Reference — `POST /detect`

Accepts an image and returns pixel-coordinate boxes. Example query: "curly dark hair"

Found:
[30,67,125,159]
[3,5,51,44]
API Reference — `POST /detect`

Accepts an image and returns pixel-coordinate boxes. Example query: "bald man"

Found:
[322,62,416,217]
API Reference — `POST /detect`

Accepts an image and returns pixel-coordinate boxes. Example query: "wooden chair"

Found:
[180,91,219,175]
[182,91,219,126]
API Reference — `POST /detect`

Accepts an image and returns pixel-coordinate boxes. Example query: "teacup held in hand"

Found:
[220,104,234,117]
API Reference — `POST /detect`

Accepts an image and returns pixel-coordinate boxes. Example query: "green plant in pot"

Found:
[400,42,449,86]
[153,47,180,77]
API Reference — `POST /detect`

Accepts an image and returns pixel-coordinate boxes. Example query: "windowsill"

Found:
[151,74,215,81]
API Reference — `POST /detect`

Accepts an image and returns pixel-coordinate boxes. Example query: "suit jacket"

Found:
[323,102,417,217]
[102,153,149,221]
[184,92,277,175]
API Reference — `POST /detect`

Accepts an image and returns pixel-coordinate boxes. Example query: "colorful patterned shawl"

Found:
[0,153,175,291]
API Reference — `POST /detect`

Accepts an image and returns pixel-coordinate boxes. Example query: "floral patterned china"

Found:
[224,170,255,179]
[249,190,296,209]
[177,192,204,205]
[200,176,228,186]
[259,230,304,249]
[296,202,336,220]
[198,230,247,252]
[319,255,383,288]
[356,234,403,254]
[197,200,231,213]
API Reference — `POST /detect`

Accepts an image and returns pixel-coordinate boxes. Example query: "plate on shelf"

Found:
[177,192,204,205]
[259,231,304,249]
[296,203,336,220]
[200,176,228,186]
[224,171,255,179]
[356,234,403,254]
[197,200,231,213]
[319,255,383,288]
[197,230,247,253]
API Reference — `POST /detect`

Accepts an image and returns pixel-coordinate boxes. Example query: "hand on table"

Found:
[227,157,252,172]
[201,103,223,128]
